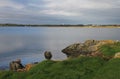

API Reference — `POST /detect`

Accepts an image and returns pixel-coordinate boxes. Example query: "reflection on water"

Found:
[0,27,120,69]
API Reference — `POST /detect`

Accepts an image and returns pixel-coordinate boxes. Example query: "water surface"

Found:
[0,27,120,69]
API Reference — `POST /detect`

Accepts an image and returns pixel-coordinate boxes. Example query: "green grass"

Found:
[0,71,27,79]
[0,57,106,79]
[0,57,120,79]
[100,42,120,57]
[93,58,120,79]
[26,57,106,79]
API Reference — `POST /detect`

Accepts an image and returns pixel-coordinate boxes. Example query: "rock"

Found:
[91,52,103,57]
[62,43,91,58]
[62,43,88,58]
[33,62,39,64]
[101,40,115,44]
[114,52,120,58]
[44,51,52,60]
[9,59,24,71]
[88,45,98,52]
[24,64,33,71]
[84,40,99,46]
[17,63,36,72]
[62,40,117,58]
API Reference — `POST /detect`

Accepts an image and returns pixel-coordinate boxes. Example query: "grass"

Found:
[100,42,120,57]
[26,57,106,79]
[93,58,120,79]
[0,57,120,79]
[0,57,106,79]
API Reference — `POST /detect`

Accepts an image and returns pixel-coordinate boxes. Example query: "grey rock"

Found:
[9,59,24,71]
[44,51,52,60]
[62,40,116,58]
[62,43,90,58]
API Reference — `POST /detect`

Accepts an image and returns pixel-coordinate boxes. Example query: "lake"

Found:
[0,27,120,70]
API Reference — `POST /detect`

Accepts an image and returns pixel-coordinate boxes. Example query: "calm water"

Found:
[0,27,120,69]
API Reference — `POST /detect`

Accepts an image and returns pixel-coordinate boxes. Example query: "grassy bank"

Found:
[0,57,120,79]
[0,57,106,79]
[93,58,120,79]
[0,42,120,79]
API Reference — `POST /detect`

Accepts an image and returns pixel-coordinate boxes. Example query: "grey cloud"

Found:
[0,0,120,24]
[78,8,120,24]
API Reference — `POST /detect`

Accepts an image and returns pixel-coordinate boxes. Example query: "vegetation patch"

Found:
[100,42,120,57]
[0,57,106,79]
[93,58,120,79]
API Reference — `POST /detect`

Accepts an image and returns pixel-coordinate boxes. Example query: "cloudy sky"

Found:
[0,0,120,24]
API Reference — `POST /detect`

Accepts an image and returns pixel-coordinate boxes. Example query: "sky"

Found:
[0,0,120,24]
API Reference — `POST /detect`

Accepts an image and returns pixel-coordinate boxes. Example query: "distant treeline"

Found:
[0,23,120,27]
[0,23,84,27]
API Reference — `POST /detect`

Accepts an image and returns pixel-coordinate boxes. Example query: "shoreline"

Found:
[0,25,120,28]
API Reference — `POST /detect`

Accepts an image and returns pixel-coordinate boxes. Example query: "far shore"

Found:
[0,24,120,28]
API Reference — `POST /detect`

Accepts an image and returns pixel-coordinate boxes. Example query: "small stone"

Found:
[44,51,52,60]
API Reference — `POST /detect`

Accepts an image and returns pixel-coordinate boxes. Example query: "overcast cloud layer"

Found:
[0,0,120,24]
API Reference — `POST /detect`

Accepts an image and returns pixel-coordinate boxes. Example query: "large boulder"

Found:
[62,40,116,58]
[62,43,89,57]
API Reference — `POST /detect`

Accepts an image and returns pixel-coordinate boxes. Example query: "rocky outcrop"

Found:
[9,59,24,71]
[17,63,34,72]
[114,52,120,58]
[9,59,38,72]
[62,43,90,57]
[9,58,40,72]
[62,40,117,58]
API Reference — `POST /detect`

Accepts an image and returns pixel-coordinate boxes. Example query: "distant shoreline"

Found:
[0,26,120,28]
[0,24,120,28]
